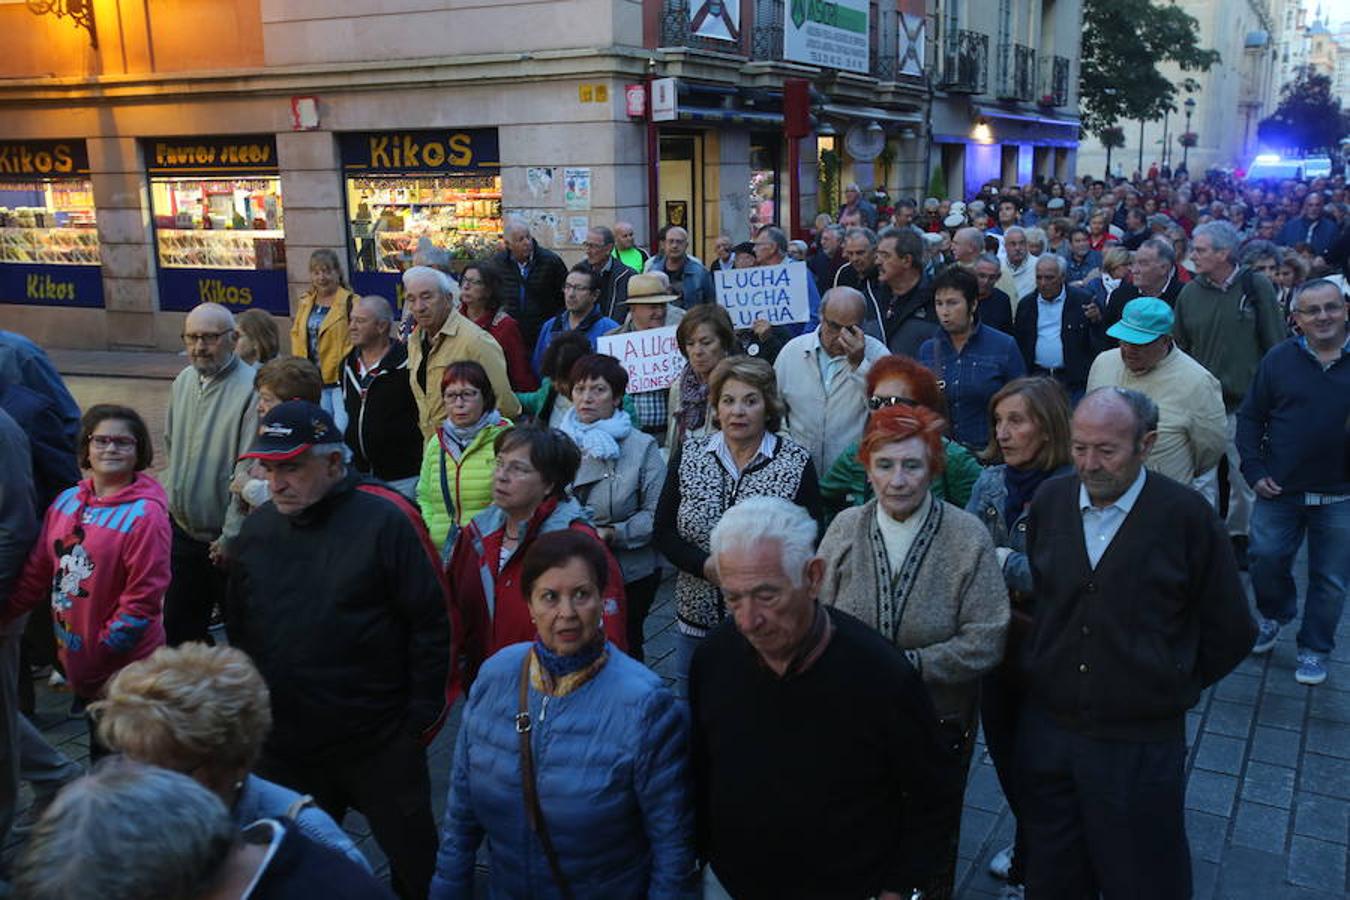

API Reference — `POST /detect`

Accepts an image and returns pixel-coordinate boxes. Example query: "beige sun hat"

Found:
[625,273,680,304]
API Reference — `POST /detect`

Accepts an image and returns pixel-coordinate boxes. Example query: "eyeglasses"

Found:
[89,435,137,450]
[563,283,594,293]
[581,242,609,251]
[868,395,917,411]
[182,330,231,346]
[1295,301,1346,317]
[460,276,484,286]
[494,459,538,479]
[443,389,481,404]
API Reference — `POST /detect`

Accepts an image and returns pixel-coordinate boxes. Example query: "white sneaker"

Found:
[988,843,1015,880]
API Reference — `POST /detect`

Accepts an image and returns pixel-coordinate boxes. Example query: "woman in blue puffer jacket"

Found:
[431,529,694,899]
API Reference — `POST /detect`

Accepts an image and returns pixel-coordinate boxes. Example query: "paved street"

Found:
[2,352,1345,898]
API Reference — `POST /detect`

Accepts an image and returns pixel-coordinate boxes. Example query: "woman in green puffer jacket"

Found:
[417,360,513,554]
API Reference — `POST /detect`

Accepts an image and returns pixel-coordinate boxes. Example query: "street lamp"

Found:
[1182,97,1196,173]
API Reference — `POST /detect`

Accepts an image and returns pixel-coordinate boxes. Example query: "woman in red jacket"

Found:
[447,425,625,692]
[6,405,171,758]
[458,261,538,392]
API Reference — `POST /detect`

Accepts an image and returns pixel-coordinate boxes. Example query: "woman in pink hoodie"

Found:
[8,404,171,758]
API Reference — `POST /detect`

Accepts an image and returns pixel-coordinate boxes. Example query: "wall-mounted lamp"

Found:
[818,121,837,136]
[899,127,918,140]
[866,120,884,134]
[25,0,96,47]
[971,118,994,144]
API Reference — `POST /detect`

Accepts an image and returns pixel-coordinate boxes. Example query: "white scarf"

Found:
[440,409,503,460]
[559,407,631,461]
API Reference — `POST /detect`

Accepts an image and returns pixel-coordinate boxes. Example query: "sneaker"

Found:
[1000,885,1025,900]
[1295,652,1328,686]
[988,843,1015,880]
[1251,618,1281,655]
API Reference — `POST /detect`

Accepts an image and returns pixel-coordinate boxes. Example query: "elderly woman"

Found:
[818,404,1008,900]
[666,303,738,446]
[289,248,358,430]
[233,357,324,513]
[654,355,820,694]
[559,354,666,662]
[433,530,692,898]
[919,266,1026,451]
[1084,246,1134,326]
[89,643,369,870]
[1275,249,1310,328]
[964,376,1073,894]
[459,261,537,392]
[417,360,514,559]
[6,405,170,759]
[447,426,627,692]
[820,354,984,520]
[234,308,280,366]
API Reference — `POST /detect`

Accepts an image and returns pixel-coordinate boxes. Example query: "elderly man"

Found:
[951,226,985,268]
[606,273,684,438]
[1019,388,1255,900]
[1012,255,1108,400]
[341,295,423,499]
[611,220,650,274]
[690,496,957,899]
[404,265,520,439]
[531,265,620,374]
[580,225,634,321]
[1276,190,1337,258]
[227,401,450,899]
[1086,297,1227,487]
[775,287,888,475]
[808,223,846,294]
[163,302,258,645]
[753,225,820,331]
[1110,237,1184,314]
[492,218,568,348]
[874,228,938,357]
[1173,221,1284,563]
[645,226,713,308]
[838,182,878,229]
[998,226,1039,307]
[1238,280,1350,687]
[973,253,1014,333]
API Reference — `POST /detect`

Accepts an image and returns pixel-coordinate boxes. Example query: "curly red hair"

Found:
[859,404,947,476]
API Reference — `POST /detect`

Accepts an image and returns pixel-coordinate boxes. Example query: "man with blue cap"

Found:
[1086,296,1227,488]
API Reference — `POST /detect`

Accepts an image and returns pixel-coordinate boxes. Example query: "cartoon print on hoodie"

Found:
[51,525,94,651]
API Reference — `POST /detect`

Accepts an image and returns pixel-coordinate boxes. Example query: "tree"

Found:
[1079,0,1219,139]
[1100,126,1126,178]
[1257,68,1349,154]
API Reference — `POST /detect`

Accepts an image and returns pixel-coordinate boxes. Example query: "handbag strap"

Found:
[517,651,574,899]
[438,441,457,523]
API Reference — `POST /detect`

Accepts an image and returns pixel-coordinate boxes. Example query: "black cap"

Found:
[240,400,339,462]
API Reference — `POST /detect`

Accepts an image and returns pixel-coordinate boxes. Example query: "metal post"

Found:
[1138,119,1145,176]
[645,77,660,254]
[1161,109,1170,168]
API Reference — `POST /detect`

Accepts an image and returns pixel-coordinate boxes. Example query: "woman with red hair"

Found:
[818,354,983,523]
[817,403,1009,900]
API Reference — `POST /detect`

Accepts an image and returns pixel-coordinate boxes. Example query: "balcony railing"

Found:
[996,42,1036,101]
[1039,54,1070,106]
[661,0,748,54]
[941,29,988,94]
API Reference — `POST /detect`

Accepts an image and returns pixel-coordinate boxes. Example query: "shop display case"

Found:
[347,174,502,272]
[0,178,100,266]
[149,177,286,271]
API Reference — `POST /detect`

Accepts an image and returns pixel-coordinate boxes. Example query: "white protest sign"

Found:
[596,325,683,394]
[714,260,811,329]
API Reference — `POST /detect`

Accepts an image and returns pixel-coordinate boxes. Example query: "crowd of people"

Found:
[0,166,1346,900]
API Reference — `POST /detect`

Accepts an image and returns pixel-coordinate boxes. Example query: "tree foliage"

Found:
[1257,68,1349,154]
[1079,0,1219,138]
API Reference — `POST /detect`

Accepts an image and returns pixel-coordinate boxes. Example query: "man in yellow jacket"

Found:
[404,266,520,438]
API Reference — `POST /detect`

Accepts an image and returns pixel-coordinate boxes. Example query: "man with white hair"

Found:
[690,496,956,900]
[162,302,258,645]
[227,400,450,899]
[403,265,520,440]
[998,226,1039,306]
[341,295,424,498]
[492,218,568,348]
[1173,220,1284,564]
[1012,255,1108,400]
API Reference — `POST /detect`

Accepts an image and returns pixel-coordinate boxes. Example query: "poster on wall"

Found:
[689,0,740,42]
[564,168,591,210]
[784,0,869,74]
[898,12,925,77]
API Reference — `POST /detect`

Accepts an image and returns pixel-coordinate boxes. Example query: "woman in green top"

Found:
[820,354,982,524]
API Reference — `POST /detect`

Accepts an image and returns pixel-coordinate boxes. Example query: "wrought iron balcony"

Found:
[996,42,1036,101]
[941,29,988,94]
[1039,54,1070,107]
[661,0,748,55]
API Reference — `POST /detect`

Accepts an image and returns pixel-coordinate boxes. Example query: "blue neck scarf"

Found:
[532,635,607,681]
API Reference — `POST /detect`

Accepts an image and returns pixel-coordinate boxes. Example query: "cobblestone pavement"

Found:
[3,352,1343,899]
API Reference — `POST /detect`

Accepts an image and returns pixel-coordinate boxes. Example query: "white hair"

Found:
[709,496,818,588]
[309,441,352,464]
[1037,253,1068,276]
[402,265,459,301]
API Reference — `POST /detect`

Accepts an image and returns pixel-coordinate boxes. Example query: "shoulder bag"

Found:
[517,652,574,899]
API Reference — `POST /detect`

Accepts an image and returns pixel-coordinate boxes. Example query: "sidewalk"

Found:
[48,347,185,381]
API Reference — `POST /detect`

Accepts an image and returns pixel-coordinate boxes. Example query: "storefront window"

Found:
[145,136,288,314]
[340,129,502,307]
[0,140,103,308]
[749,136,780,234]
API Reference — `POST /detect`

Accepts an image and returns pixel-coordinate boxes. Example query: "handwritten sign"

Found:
[596,326,682,394]
[714,261,810,329]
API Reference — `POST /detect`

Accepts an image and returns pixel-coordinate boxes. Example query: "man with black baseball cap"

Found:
[225,400,451,899]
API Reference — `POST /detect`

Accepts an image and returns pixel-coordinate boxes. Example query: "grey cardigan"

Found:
[818,498,1010,726]
[571,430,667,583]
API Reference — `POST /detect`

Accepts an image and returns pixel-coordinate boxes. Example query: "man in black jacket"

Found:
[341,295,423,498]
[492,219,567,348]
[1013,254,1109,401]
[690,496,958,900]
[226,401,451,900]
[1020,388,1255,900]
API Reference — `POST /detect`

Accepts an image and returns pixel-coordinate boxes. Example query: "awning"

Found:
[676,107,785,125]
[821,103,923,125]
[973,105,1079,129]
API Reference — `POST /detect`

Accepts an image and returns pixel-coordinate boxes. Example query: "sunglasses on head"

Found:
[868,395,917,411]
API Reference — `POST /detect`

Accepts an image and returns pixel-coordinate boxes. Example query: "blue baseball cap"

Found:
[241,400,339,461]
[1107,297,1174,345]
